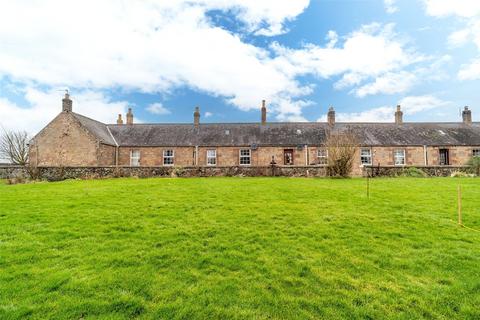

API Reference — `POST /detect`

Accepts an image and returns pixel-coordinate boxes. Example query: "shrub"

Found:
[325,131,358,178]
[400,167,427,178]
[451,171,467,178]
[450,171,474,178]
[5,176,26,185]
[466,156,480,176]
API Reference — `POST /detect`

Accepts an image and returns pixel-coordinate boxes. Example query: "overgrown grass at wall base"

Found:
[1,178,480,319]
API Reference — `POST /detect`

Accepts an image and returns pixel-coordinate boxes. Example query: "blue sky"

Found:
[1,0,480,133]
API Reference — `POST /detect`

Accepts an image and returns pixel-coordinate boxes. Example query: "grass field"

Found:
[0,177,479,319]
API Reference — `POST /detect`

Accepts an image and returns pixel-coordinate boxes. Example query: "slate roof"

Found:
[72,113,117,146]
[107,123,328,147]
[71,112,480,147]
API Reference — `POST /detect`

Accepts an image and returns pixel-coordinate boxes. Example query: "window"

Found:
[130,150,140,166]
[284,149,294,165]
[163,149,174,166]
[317,148,328,165]
[394,149,406,166]
[439,149,449,166]
[207,149,216,166]
[360,148,372,165]
[239,149,251,165]
[473,149,480,157]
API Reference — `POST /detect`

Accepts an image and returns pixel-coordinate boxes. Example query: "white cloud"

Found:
[384,0,398,14]
[424,0,480,18]
[333,107,394,122]
[354,71,417,97]
[448,28,471,47]
[317,95,450,122]
[273,23,419,79]
[0,88,130,134]
[272,23,423,97]
[424,1,480,80]
[398,95,450,114]
[458,59,480,80]
[0,0,314,123]
[204,111,213,118]
[212,0,311,36]
[146,103,170,115]
[325,31,338,48]
[0,2,430,125]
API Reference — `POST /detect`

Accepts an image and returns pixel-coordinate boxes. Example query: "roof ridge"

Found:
[72,112,108,125]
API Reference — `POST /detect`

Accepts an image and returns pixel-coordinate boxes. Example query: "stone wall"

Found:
[363,165,471,177]
[0,165,328,181]
[29,112,101,166]
[1,165,474,181]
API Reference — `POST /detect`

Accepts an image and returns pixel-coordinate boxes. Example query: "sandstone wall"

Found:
[29,113,101,166]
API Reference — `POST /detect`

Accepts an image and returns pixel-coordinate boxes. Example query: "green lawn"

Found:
[1,177,479,319]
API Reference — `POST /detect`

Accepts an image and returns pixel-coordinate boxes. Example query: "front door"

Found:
[284,149,294,165]
[439,149,449,165]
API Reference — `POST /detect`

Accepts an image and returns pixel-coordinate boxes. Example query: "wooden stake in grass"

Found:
[367,175,370,199]
[458,185,462,226]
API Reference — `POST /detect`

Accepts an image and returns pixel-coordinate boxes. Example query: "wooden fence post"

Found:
[367,175,370,199]
[458,185,462,226]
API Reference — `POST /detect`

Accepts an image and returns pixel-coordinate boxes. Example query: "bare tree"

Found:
[325,130,358,177]
[0,129,30,165]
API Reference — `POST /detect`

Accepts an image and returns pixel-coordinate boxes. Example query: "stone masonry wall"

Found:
[0,165,327,181]
[1,165,475,181]
[29,112,100,167]
[363,165,471,177]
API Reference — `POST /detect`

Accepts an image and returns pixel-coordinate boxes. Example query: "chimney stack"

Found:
[62,91,72,112]
[462,106,472,125]
[126,108,134,125]
[327,107,335,126]
[117,114,123,124]
[261,100,267,125]
[395,105,403,125]
[194,106,200,127]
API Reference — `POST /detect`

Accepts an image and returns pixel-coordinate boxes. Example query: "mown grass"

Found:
[0,177,479,319]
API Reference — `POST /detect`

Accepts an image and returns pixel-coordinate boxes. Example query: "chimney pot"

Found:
[126,108,134,125]
[395,104,403,125]
[261,100,267,125]
[62,91,72,112]
[117,114,123,124]
[327,107,335,126]
[194,106,200,127]
[462,106,472,125]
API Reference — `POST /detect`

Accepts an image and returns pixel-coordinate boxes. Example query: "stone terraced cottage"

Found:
[28,93,480,176]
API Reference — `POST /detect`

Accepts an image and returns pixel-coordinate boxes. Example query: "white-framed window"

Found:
[207,149,217,166]
[163,149,174,166]
[317,148,328,165]
[239,149,251,165]
[130,150,140,166]
[473,149,480,157]
[394,149,406,166]
[360,148,372,165]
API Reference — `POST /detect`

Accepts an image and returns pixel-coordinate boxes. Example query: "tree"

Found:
[325,130,358,177]
[0,129,30,165]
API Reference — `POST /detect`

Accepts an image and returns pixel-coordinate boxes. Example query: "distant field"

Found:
[0,177,479,319]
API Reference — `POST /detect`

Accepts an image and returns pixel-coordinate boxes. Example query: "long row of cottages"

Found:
[28,93,480,175]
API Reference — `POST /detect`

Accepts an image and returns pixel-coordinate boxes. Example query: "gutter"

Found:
[107,126,119,166]
[305,145,308,166]
[423,145,427,166]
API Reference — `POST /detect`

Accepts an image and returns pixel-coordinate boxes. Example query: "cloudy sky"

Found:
[1,0,480,133]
